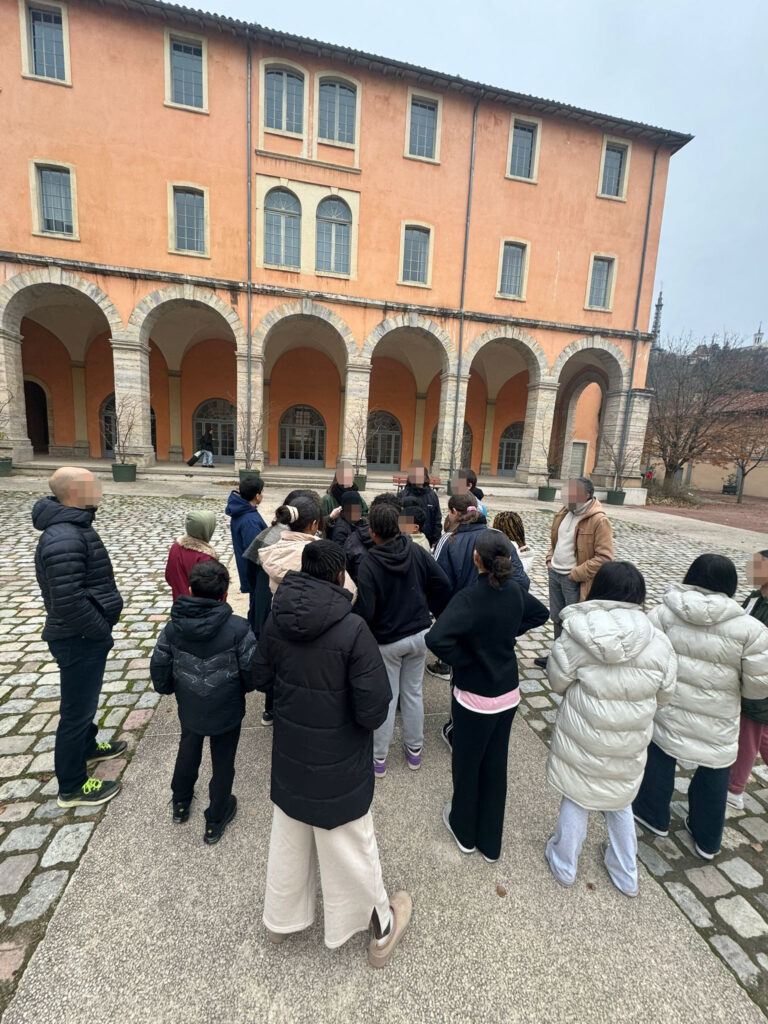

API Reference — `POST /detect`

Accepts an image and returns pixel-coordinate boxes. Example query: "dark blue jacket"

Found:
[225,491,267,593]
[436,522,530,593]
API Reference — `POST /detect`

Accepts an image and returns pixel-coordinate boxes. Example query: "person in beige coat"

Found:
[545,562,676,895]
[259,496,357,600]
[633,554,768,861]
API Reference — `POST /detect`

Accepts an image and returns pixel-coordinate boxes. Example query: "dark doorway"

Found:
[24,381,49,454]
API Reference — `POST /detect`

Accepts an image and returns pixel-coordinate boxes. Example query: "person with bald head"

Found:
[32,467,125,808]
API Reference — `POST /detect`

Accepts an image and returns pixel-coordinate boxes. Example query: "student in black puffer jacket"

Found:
[253,541,411,967]
[343,492,403,583]
[151,560,257,844]
[400,461,442,547]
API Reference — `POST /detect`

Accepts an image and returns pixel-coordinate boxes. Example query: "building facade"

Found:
[0,0,691,481]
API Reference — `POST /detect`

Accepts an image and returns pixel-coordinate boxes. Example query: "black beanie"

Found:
[340,490,362,507]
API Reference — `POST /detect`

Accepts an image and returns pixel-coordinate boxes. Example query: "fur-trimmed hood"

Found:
[177,534,218,559]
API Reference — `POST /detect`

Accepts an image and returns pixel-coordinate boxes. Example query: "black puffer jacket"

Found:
[150,597,257,735]
[400,483,442,546]
[344,522,375,582]
[253,572,391,829]
[33,497,123,642]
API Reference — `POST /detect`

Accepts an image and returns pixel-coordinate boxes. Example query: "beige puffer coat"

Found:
[258,531,357,599]
[649,584,768,768]
[546,600,677,811]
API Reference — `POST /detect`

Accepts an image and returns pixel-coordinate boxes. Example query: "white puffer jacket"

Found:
[546,600,677,811]
[259,532,357,599]
[649,584,768,768]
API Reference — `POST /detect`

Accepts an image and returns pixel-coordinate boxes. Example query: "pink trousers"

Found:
[728,715,768,795]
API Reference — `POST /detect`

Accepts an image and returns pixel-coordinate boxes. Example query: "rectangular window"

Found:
[588,256,614,309]
[601,144,625,197]
[264,212,300,268]
[402,226,429,284]
[509,122,536,179]
[318,81,356,144]
[265,69,303,134]
[316,220,350,274]
[38,166,72,233]
[409,97,437,159]
[170,36,203,108]
[29,5,65,80]
[174,188,205,253]
[500,242,526,297]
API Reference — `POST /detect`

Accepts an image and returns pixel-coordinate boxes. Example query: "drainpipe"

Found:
[617,145,659,482]
[245,42,253,466]
[449,90,484,480]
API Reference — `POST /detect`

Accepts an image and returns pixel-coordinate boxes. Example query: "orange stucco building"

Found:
[0,0,691,483]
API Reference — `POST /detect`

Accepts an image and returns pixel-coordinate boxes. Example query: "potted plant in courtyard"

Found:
[721,473,738,496]
[601,439,641,506]
[236,403,265,485]
[347,404,377,492]
[109,396,139,482]
[537,464,558,502]
[0,388,15,477]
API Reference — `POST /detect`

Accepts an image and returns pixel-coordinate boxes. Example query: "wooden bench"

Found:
[392,475,443,495]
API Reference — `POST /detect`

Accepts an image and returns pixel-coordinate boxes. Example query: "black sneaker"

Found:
[57,777,121,808]
[427,660,451,681]
[534,657,549,670]
[86,740,128,765]
[261,711,274,727]
[204,795,237,845]
[441,721,454,751]
[172,800,191,824]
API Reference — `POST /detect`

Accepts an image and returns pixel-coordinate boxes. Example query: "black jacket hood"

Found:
[271,571,353,642]
[170,596,233,640]
[367,533,414,577]
[32,496,95,531]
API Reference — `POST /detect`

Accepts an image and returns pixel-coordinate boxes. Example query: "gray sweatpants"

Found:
[547,567,582,638]
[373,628,428,761]
[546,796,638,894]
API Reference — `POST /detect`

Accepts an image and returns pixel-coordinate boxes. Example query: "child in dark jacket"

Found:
[150,560,257,845]
[253,540,411,968]
[225,475,267,593]
[330,490,365,547]
[426,530,549,862]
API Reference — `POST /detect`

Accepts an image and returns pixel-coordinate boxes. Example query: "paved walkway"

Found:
[0,482,767,1021]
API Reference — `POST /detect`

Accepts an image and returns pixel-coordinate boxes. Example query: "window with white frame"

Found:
[509,120,537,179]
[265,68,304,134]
[599,139,630,198]
[264,188,301,268]
[318,80,356,145]
[37,165,73,234]
[402,226,430,284]
[499,241,527,298]
[173,187,206,253]
[316,197,351,274]
[587,256,615,309]
[408,96,438,159]
[24,3,69,82]
[170,36,204,108]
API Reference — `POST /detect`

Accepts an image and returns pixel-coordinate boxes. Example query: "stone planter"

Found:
[111,463,137,482]
[606,489,626,506]
[722,485,737,495]
[0,457,12,477]
[537,486,557,501]
[353,474,367,491]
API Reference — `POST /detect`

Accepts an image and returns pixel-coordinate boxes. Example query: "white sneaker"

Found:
[442,803,475,854]
[726,791,744,810]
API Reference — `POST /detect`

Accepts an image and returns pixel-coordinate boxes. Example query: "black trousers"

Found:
[171,724,242,824]
[632,740,731,855]
[48,636,113,794]
[449,697,517,860]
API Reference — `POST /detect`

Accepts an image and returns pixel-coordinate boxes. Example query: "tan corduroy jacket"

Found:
[545,499,614,600]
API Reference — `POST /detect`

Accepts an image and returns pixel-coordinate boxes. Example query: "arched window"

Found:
[497,421,524,476]
[265,67,303,134]
[192,398,235,462]
[366,411,402,470]
[279,405,326,466]
[101,394,157,459]
[316,197,351,274]
[264,189,301,268]
[318,79,356,144]
[429,421,473,469]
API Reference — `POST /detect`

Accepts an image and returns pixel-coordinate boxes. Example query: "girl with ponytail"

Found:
[426,530,549,862]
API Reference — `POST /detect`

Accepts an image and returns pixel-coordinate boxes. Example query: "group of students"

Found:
[152,462,768,967]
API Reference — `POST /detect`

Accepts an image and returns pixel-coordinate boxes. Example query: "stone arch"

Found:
[0,267,124,337]
[126,285,247,353]
[361,313,456,373]
[252,299,357,363]
[462,324,548,384]
[550,336,631,390]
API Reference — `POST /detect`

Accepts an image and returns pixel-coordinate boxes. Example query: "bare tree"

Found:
[104,396,138,465]
[534,422,557,486]
[599,437,644,492]
[0,388,13,444]
[236,402,267,472]
[346,405,381,478]
[711,409,768,504]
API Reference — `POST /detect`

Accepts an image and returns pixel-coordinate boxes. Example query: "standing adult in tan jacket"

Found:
[534,477,614,669]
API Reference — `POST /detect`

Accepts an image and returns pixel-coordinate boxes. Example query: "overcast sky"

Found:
[210,0,767,343]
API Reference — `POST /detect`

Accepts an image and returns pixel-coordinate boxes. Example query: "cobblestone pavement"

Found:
[0,491,766,1015]
[0,491,232,1012]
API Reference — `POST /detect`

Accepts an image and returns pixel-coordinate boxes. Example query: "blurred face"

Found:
[72,476,102,510]
[451,475,470,495]
[566,480,590,510]
[398,514,417,534]
[51,468,102,510]
[343,503,361,522]
[337,464,354,488]
[407,464,425,485]
[748,553,768,589]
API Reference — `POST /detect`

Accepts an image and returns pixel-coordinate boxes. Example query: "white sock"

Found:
[375,910,393,945]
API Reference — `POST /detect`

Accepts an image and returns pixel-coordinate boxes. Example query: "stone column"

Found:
[110,333,155,467]
[433,371,469,478]
[621,388,652,485]
[262,378,271,465]
[591,388,629,487]
[515,376,559,484]
[235,352,265,470]
[167,370,183,462]
[0,328,33,463]
[341,361,371,470]
[412,393,427,461]
[480,400,497,475]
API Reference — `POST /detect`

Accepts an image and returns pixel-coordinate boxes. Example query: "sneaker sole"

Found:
[261,720,273,727]
[442,804,475,854]
[86,749,125,765]
[684,818,718,860]
[57,786,121,808]
[632,813,669,838]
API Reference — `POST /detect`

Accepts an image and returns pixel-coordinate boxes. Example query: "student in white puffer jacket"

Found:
[633,554,768,861]
[545,562,677,895]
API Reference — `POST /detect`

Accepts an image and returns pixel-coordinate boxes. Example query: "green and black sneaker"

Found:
[57,777,122,808]
[86,740,128,765]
